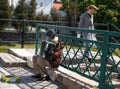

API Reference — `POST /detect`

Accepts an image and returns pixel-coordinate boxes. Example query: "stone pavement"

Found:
[0,62,66,89]
[1,47,120,89]
[0,48,100,89]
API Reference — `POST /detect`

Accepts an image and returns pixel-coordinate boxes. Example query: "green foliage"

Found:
[61,0,120,29]
[0,44,35,53]
[36,11,51,21]
[13,0,28,31]
[27,0,37,20]
[27,0,37,27]
[105,9,118,23]
[95,0,120,28]
[79,0,96,13]
[50,8,61,21]
[0,0,11,30]
[0,0,119,31]
[0,0,11,19]
[61,1,80,26]
[14,0,28,19]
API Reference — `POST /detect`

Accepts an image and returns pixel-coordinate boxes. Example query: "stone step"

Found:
[83,71,120,88]
[84,71,119,79]
[57,66,99,89]
[112,79,120,88]
[69,63,113,72]
[8,48,35,68]
[0,67,10,75]
[8,48,35,59]
[5,48,120,88]
[0,53,27,67]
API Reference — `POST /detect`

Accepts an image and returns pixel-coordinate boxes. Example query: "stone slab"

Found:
[0,62,66,89]
[56,66,99,89]
[8,48,35,68]
[0,53,26,67]
[8,48,35,59]
[0,83,21,89]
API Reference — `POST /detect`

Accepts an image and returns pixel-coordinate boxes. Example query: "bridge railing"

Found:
[35,23,120,89]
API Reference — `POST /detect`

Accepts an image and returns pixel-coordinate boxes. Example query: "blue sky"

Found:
[9,0,54,14]
[36,0,54,14]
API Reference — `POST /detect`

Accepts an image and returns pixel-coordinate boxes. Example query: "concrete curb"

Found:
[56,66,98,89]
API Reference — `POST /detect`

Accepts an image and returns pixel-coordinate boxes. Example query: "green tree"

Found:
[61,1,80,27]
[26,0,37,30]
[78,0,96,13]
[14,0,27,19]
[96,0,120,28]
[36,11,51,21]
[27,0,37,20]
[0,0,11,30]
[50,8,61,21]
[13,0,28,31]
[62,0,120,29]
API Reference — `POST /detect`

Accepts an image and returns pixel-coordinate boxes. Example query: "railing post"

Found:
[21,19,25,48]
[35,25,40,55]
[99,32,109,89]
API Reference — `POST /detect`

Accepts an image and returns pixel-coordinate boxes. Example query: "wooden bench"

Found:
[0,53,27,67]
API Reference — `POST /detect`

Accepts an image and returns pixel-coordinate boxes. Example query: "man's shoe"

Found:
[37,76,50,81]
[44,75,50,80]
[85,55,92,62]
[37,77,44,81]
[31,74,41,78]
[88,58,92,62]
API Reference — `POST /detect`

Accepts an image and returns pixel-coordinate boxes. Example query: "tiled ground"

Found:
[0,62,66,89]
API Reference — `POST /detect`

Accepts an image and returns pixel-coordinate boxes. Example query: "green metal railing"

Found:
[35,23,120,89]
[0,19,119,47]
[0,18,120,88]
[0,19,66,48]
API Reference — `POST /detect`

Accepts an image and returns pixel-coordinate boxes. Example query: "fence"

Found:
[0,19,120,88]
[0,19,119,48]
[35,23,120,89]
[0,19,63,48]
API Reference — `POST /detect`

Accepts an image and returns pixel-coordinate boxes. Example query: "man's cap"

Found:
[87,5,99,10]
[46,29,55,39]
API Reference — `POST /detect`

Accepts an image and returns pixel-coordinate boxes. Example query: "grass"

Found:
[0,43,35,53]
[0,43,120,55]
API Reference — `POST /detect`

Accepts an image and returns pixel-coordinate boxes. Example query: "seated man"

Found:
[31,30,63,81]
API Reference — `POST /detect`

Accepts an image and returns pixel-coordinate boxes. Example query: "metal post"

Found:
[99,32,109,89]
[35,26,39,55]
[21,19,25,48]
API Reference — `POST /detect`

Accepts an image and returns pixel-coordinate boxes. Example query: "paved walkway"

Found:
[0,62,66,89]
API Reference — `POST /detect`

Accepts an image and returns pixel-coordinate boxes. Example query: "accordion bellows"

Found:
[40,40,56,60]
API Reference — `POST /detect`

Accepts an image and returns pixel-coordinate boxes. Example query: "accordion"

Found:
[40,40,56,61]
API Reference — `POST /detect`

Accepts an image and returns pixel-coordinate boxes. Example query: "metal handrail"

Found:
[35,23,120,89]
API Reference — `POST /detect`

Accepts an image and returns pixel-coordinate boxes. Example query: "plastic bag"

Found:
[92,36,97,48]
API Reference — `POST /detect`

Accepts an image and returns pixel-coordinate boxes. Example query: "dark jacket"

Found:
[78,12,94,39]
[49,40,63,68]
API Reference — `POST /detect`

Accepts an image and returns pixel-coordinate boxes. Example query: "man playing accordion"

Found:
[31,30,63,81]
